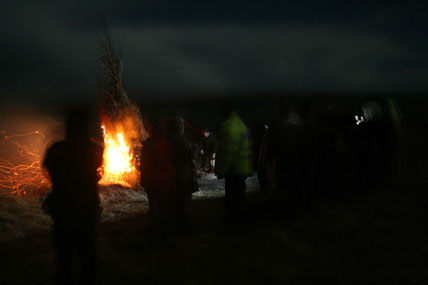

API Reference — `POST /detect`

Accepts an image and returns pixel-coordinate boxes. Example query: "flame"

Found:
[0,116,143,194]
[98,125,139,188]
[0,125,139,195]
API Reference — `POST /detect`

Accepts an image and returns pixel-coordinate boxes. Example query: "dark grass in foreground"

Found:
[0,171,427,285]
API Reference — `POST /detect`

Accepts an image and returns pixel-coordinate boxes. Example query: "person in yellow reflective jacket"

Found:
[215,105,253,224]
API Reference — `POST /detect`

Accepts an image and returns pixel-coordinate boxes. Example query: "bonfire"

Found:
[0,31,147,195]
[96,30,147,188]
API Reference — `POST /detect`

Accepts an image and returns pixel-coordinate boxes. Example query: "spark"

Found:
[0,130,48,195]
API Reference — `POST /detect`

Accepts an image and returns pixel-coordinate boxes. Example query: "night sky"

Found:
[2,0,428,102]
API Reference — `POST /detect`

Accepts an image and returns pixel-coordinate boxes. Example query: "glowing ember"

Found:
[0,130,49,195]
[98,125,139,188]
[0,30,146,194]
[0,122,142,194]
[0,122,143,194]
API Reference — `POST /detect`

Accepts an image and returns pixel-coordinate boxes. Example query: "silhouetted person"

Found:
[140,116,176,237]
[263,99,307,217]
[215,105,253,225]
[314,99,341,199]
[165,116,198,230]
[42,108,103,285]
[181,119,205,171]
[200,128,217,173]
[256,123,272,193]
[354,102,394,192]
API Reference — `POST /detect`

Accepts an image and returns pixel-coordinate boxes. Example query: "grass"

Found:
[1,168,427,284]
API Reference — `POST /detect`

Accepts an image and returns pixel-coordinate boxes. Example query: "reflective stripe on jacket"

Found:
[215,111,253,177]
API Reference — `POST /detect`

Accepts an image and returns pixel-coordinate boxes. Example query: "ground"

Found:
[0,171,427,284]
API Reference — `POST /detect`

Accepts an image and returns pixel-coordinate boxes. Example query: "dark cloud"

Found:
[1,0,427,101]
[111,24,428,94]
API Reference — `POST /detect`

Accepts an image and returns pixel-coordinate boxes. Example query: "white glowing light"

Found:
[355,115,365,125]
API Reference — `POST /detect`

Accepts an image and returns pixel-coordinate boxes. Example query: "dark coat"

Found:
[203,133,217,156]
[167,134,198,195]
[140,132,176,194]
[263,114,306,187]
[43,139,103,228]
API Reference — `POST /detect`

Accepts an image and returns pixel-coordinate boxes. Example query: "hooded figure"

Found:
[165,116,198,228]
[215,106,253,224]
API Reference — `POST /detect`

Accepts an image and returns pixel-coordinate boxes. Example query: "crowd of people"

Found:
[140,105,253,235]
[41,98,401,284]
[256,98,401,218]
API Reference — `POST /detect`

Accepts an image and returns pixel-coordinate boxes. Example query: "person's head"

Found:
[362,102,383,122]
[220,101,234,119]
[166,116,185,136]
[203,128,210,138]
[65,107,90,141]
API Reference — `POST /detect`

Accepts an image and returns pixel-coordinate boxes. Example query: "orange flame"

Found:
[0,114,144,194]
[98,125,140,188]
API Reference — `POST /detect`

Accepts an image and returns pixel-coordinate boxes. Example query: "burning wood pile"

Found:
[0,32,147,195]
[96,31,147,188]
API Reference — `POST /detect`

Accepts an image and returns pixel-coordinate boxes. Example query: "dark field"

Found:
[1,166,427,284]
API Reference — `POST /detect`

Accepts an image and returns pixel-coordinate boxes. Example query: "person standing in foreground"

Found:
[42,107,104,285]
[215,105,253,224]
[140,116,176,237]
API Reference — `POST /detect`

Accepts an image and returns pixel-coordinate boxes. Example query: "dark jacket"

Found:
[43,139,103,227]
[203,133,217,156]
[167,134,198,194]
[140,132,176,194]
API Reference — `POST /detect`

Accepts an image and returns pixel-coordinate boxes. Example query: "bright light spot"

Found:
[98,125,138,187]
[355,115,365,125]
